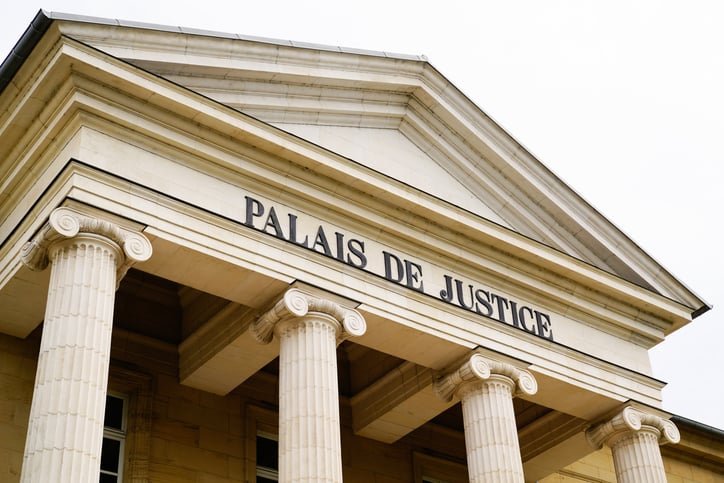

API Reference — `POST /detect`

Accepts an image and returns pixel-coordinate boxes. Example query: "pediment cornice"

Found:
[45,18,705,312]
[0,20,706,339]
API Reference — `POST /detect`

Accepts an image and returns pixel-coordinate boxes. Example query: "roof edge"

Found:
[23,10,427,63]
[671,414,724,437]
[0,10,710,321]
[0,10,53,94]
[0,10,429,98]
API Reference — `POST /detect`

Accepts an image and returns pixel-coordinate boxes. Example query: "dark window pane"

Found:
[99,473,117,483]
[257,477,277,483]
[256,436,278,470]
[100,437,121,472]
[104,395,124,430]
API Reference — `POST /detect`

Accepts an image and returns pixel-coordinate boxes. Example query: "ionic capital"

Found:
[586,406,681,449]
[20,207,152,283]
[251,288,366,345]
[433,352,538,402]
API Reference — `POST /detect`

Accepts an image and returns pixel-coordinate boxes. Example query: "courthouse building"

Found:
[1,10,723,482]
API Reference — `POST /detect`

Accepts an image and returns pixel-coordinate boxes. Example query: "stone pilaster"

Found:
[434,352,537,483]
[19,207,152,483]
[252,288,366,482]
[586,406,680,483]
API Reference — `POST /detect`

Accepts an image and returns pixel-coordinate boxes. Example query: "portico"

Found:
[0,11,713,483]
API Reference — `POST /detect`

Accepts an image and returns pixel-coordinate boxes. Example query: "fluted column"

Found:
[434,352,537,483]
[19,207,152,483]
[586,406,680,483]
[252,288,366,483]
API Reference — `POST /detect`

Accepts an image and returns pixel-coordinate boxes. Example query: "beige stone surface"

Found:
[0,12,719,483]
[586,406,681,483]
[19,208,152,482]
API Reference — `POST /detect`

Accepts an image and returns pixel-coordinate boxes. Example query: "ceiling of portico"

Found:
[110,267,589,475]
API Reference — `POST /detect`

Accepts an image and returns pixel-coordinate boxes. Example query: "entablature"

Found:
[0,34,696,349]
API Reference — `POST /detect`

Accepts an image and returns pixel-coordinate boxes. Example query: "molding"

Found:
[0,36,697,339]
[661,417,724,472]
[178,301,256,381]
[349,361,444,443]
[0,15,709,319]
[518,410,588,461]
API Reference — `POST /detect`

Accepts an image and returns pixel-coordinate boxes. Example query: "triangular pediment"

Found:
[89,28,699,309]
[0,11,708,328]
[268,124,512,228]
[119,54,611,259]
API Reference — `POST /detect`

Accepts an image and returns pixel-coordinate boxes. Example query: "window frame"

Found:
[413,451,468,483]
[100,392,128,482]
[245,405,279,483]
[105,365,153,482]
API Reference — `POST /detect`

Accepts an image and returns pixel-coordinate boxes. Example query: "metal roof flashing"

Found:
[0,10,53,94]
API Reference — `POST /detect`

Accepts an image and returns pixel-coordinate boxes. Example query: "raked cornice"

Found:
[42,15,708,311]
[0,31,702,339]
[129,59,661,297]
[0,13,707,316]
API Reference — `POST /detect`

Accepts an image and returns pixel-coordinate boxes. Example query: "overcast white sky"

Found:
[2,1,722,430]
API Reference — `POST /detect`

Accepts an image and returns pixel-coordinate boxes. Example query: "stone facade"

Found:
[1,323,722,482]
[0,11,720,483]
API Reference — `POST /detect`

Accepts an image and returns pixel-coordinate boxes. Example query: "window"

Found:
[256,430,279,482]
[246,405,280,483]
[100,393,127,483]
[105,366,153,482]
[413,452,468,483]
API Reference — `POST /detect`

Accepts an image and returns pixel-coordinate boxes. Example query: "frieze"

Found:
[242,195,554,341]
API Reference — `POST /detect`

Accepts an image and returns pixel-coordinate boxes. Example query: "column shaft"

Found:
[277,316,342,482]
[252,288,366,483]
[22,236,120,482]
[19,207,152,483]
[610,430,668,483]
[434,353,537,483]
[460,377,524,483]
[586,406,680,483]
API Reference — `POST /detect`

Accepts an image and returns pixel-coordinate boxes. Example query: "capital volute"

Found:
[20,207,153,283]
[433,352,538,402]
[251,288,366,345]
[586,406,681,449]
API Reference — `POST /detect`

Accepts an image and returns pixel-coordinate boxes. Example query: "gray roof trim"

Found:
[671,415,724,438]
[0,10,427,97]
[0,10,53,94]
[43,10,425,60]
